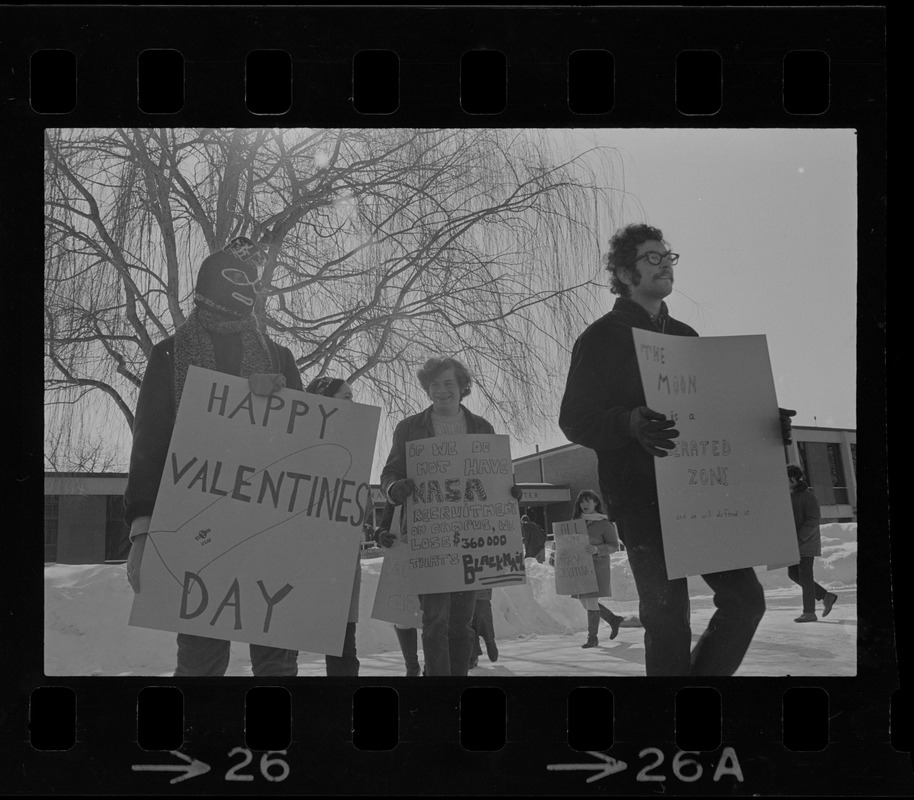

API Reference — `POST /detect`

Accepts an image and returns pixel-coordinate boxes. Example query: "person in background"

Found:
[376,502,423,677]
[379,356,523,676]
[305,376,362,676]
[124,236,302,678]
[468,589,498,669]
[571,489,624,648]
[559,223,795,676]
[521,514,547,563]
[787,464,838,623]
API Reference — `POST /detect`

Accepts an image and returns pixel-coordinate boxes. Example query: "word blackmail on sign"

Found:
[129,366,380,656]
[404,434,526,594]
[552,519,598,596]
[633,330,799,579]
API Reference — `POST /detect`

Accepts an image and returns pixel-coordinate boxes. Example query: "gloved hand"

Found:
[249,373,287,396]
[584,544,598,556]
[779,408,796,444]
[376,529,398,549]
[510,484,524,501]
[388,478,416,504]
[126,516,152,593]
[629,406,679,457]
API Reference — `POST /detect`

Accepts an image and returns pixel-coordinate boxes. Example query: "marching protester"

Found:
[571,490,624,648]
[375,502,423,677]
[468,589,498,669]
[521,514,547,563]
[380,356,523,676]
[305,376,362,675]
[124,237,303,677]
[559,223,795,676]
[786,464,838,622]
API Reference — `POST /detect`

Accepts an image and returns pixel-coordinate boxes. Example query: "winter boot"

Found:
[582,610,600,648]
[598,603,623,641]
[395,627,421,676]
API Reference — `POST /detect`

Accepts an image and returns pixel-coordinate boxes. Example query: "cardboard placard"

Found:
[633,329,799,579]
[370,505,422,628]
[403,434,526,594]
[129,366,380,656]
[552,519,599,596]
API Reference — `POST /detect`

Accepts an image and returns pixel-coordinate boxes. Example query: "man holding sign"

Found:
[559,224,793,677]
[123,237,305,677]
[380,357,524,676]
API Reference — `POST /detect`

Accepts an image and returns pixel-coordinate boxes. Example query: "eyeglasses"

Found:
[635,251,679,267]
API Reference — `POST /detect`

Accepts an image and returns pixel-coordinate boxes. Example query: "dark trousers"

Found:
[788,557,828,613]
[418,590,477,676]
[616,506,766,677]
[325,622,360,676]
[471,589,495,658]
[175,633,299,677]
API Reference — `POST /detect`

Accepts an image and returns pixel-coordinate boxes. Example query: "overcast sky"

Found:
[510,127,858,461]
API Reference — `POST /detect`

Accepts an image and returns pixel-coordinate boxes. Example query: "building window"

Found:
[44,495,59,563]
[105,495,130,561]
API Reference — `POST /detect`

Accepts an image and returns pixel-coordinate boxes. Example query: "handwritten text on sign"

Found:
[129,366,381,655]
[633,330,798,579]
[552,519,598,596]
[404,434,525,594]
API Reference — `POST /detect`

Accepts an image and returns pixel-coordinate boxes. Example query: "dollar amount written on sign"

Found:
[404,434,526,594]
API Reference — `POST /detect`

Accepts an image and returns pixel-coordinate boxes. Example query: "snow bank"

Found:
[45,524,856,676]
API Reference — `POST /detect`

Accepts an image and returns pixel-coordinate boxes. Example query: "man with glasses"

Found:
[559,223,788,676]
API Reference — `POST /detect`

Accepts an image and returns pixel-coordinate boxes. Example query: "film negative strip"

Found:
[2,4,898,796]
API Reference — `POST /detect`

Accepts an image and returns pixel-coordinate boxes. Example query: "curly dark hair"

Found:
[786,464,804,481]
[572,489,604,519]
[417,356,473,399]
[604,223,666,298]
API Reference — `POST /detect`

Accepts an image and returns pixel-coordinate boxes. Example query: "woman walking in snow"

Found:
[571,489,624,648]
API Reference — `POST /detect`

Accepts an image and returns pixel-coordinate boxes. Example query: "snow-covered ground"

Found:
[45,524,856,677]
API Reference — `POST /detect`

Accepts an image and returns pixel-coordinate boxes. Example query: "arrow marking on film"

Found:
[547,751,628,783]
[132,750,211,784]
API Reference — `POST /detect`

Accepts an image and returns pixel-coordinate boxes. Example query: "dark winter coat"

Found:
[572,517,620,599]
[123,333,303,526]
[791,480,822,557]
[559,297,698,518]
[380,404,495,536]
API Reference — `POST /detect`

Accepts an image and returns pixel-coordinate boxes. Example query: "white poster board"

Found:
[404,434,526,594]
[633,329,799,579]
[370,505,422,628]
[552,519,598,596]
[129,366,380,656]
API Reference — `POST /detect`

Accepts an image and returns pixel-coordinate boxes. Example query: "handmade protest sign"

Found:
[370,505,422,628]
[633,329,799,579]
[404,434,526,594]
[129,366,380,656]
[552,519,598,595]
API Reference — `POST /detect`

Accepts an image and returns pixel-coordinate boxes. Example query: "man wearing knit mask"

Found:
[123,237,304,677]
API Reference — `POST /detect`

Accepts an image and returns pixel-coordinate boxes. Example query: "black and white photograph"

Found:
[43,126,858,679]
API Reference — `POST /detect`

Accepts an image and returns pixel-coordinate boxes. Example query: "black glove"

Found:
[779,408,796,445]
[376,529,398,548]
[388,478,416,504]
[629,406,679,457]
[510,484,524,501]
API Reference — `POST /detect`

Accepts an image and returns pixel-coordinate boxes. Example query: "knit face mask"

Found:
[193,236,269,317]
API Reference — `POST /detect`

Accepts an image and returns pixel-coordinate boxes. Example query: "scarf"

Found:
[172,307,274,410]
[580,513,609,522]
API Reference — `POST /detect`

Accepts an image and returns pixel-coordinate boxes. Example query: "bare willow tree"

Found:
[44,127,619,470]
